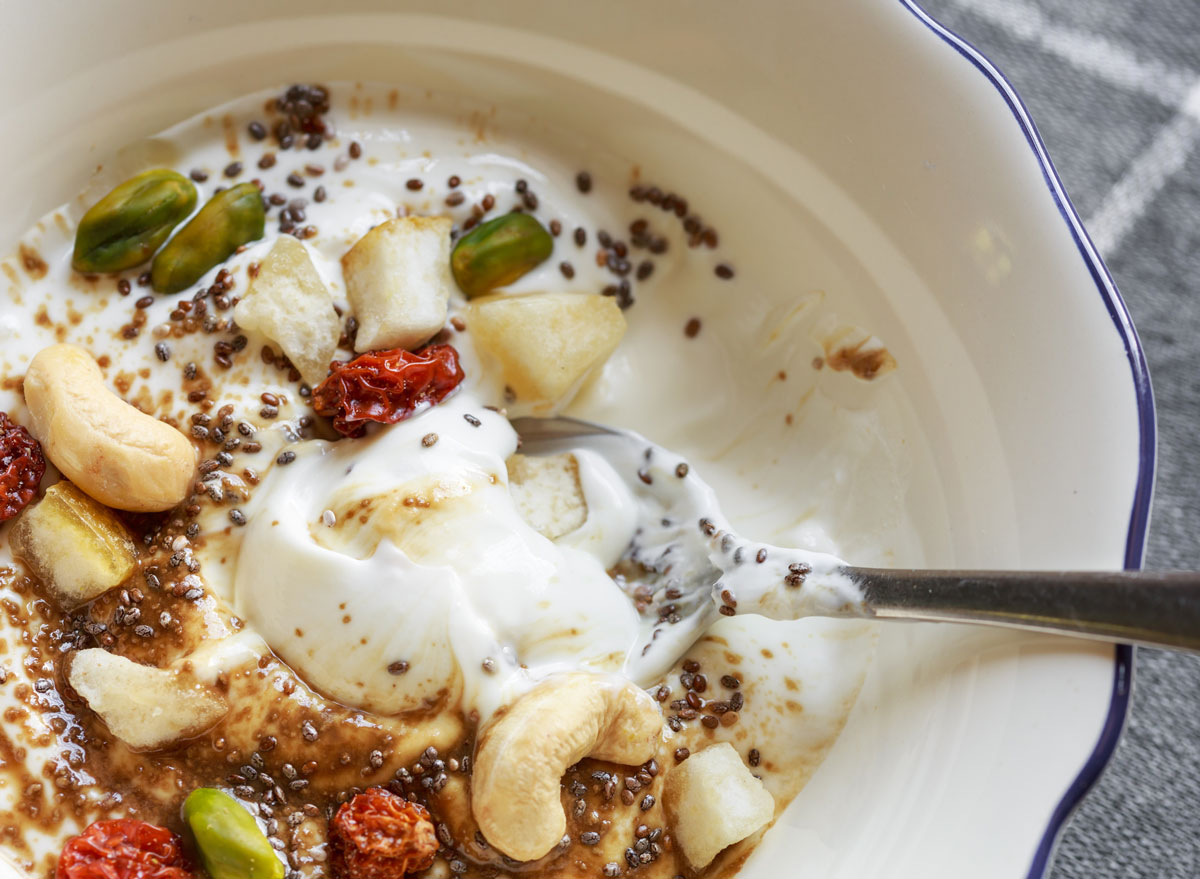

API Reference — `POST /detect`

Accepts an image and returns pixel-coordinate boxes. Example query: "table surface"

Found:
[915,1,1200,876]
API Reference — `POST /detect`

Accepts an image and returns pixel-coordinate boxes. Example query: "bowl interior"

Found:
[0,1,1147,877]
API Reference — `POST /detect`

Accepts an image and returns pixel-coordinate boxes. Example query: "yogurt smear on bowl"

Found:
[0,81,920,879]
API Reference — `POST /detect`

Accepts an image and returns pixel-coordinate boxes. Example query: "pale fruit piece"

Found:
[663,742,776,868]
[342,215,453,352]
[467,292,626,412]
[67,648,228,751]
[10,481,137,609]
[506,452,587,540]
[234,236,341,386]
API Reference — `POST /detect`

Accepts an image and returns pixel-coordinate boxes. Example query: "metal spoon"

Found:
[512,415,1200,682]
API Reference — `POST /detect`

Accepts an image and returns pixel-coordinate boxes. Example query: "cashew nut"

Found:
[471,674,663,861]
[23,344,195,512]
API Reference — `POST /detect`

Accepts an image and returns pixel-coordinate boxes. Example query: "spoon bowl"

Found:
[514,415,1200,668]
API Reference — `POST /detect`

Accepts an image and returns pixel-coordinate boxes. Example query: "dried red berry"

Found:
[312,344,465,438]
[56,819,191,879]
[329,788,437,879]
[0,411,45,521]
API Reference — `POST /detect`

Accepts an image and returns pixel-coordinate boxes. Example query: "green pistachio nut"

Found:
[151,183,265,294]
[184,787,284,879]
[72,169,198,274]
[451,212,554,298]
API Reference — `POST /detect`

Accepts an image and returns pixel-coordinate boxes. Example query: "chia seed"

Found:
[230,509,247,526]
[276,450,296,465]
[580,831,601,846]
[422,433,439,447]
[463,413,481,427]
[388,660,410,675]
[300,721,319,742]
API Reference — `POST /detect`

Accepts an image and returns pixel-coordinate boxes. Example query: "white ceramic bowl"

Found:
[0,2,1152,877]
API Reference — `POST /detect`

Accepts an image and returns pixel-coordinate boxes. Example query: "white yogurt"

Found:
[235,392,644,719]
[0,80,930,872]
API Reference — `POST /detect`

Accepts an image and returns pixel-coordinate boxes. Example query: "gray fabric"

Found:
[916,0,1200,875]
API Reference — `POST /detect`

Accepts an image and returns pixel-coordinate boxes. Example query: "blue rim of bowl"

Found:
[898,2,1154,876]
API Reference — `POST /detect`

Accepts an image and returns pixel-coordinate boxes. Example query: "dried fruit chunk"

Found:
[184,788,283,879]
[10,481,136,609]
[151,183,265,294]
[0,410,45,521]
[312,344,464,438]
[451,212,553,298]
[507,452,587,540]
[342,216,453,352]
[467,292,626,413]
[234,236,340,386]
[67,648,228,751]
[329,788,437,879]
[57,819,191,879]
[72,169,198,273]
[663,742,775,868]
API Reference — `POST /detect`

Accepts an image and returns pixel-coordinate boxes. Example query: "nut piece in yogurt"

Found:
[342,215,453,352]
[663,742,776,868]
[472,673,662,861]
[467,291,626,412]
[66,648,229,751]
[506,452,587,540]
[234,236,341,386]
[22,343,195,512]
[9,481,137,609]
[150,182,266,294]
[72,168,198,274]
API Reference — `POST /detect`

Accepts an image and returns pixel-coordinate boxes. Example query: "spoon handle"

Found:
[846,567,1200,652]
